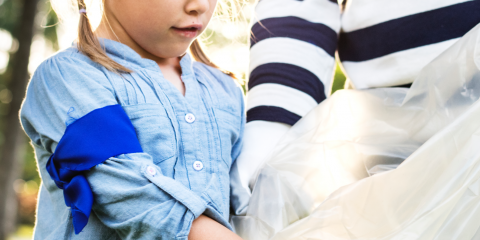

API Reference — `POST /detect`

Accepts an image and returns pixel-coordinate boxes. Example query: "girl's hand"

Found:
[189,215,243,240]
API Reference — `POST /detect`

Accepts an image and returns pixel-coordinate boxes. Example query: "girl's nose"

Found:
[185,0,210,15]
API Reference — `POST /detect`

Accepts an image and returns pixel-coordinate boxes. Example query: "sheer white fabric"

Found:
[231,24,480,240]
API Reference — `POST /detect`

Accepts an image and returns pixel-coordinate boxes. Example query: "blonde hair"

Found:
[53,0,240,78]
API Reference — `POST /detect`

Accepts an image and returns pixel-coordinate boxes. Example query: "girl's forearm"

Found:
[189,215,243,240]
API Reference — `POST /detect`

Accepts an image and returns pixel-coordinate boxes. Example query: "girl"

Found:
[20,0,245,239]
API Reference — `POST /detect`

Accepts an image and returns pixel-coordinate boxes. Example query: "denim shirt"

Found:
[20,39,245,240]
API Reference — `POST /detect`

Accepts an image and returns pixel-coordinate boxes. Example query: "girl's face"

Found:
[103,0,217,59]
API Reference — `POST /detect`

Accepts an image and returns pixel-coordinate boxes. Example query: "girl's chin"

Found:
[149,46,191,60]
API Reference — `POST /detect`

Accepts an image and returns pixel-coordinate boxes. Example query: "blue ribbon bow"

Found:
[46,104,143,234]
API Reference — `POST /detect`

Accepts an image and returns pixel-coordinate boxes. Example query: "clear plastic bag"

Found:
[232,23,480,240]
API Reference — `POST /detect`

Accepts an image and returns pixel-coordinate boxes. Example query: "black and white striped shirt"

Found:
[248,0,480,126]
[230,0,480,215]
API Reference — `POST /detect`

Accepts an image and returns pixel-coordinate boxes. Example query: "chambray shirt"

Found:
[20,39,245,240]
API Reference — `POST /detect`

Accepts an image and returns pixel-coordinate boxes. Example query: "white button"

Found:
[185,113,195,123]
[193,161,203,171]
[147,166,157,176]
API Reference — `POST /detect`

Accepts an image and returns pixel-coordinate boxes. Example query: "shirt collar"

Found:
[74,38,195,75]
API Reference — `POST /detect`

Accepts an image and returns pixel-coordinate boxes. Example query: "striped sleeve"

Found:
[339,0,480,89]
[229,0,342,216]
[247,0,341,126]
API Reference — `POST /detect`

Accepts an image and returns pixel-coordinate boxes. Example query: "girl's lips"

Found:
[172,27,200,38]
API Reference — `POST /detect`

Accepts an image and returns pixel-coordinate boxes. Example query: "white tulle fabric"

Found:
[231,24,480,240]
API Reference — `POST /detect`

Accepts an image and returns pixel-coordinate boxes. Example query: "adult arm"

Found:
[230,0,342,215]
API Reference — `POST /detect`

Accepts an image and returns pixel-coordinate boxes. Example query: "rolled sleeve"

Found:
[141,164,207,218]
[86,153,219,239]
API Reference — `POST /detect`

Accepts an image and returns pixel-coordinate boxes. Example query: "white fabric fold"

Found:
[232,23,480,240]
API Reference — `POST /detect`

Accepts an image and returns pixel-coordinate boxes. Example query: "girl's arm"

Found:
[21,55,233,239]
[189,215,243,240]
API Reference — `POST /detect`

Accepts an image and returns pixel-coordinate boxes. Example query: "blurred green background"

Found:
[0,0,346,239]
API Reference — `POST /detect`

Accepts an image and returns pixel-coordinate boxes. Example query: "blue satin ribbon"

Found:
[46,104,143,234]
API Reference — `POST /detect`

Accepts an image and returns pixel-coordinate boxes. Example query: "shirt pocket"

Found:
[122,104,177,165]
[214,106,241,169]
